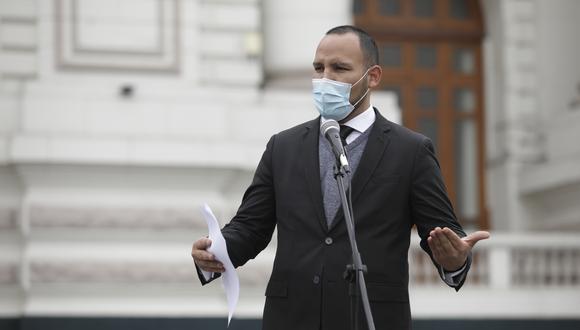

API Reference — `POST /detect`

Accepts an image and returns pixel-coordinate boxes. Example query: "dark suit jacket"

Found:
[198,110,470,330]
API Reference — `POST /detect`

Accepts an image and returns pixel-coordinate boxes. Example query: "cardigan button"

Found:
[313,275,320,284]
[324,237,333,245]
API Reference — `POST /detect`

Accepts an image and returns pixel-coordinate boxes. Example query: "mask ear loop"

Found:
[350,67,372,108]
[352,67,371,88]
[352,88,370,108]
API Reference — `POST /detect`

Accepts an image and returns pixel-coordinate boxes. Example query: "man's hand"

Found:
[427,227,490,272]
[191,237,226,273]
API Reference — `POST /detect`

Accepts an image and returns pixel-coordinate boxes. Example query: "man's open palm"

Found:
[427,227,490,271]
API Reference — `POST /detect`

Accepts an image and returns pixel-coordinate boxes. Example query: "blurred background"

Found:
[0,0,579,329]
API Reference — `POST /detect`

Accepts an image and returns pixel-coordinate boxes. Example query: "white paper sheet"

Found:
[200,203,239,326]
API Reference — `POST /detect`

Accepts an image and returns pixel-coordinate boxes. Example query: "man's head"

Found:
[325,25,379,68]
[313,25,382,122]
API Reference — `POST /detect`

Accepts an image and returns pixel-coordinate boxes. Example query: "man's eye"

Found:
[314,67,323,72]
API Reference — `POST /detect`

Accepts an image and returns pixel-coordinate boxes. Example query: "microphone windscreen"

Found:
[320,119,339,136]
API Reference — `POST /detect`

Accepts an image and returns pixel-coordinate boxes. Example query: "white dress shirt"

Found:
[339,105,375,144]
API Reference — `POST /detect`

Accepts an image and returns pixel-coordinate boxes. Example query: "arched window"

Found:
[355,0,488,230]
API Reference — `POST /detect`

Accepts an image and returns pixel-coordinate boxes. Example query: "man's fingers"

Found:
[429,227,487,271]
[428,228,446,257]
[196,260,225,273]
[462,231,491,247]
[191,238,215,261]
[430,227,456,255]
[441,227,464,251]
[192,249,215,261]
[191,237,226,273]
[193,237,212,250]
[435,228,455,254]
[427,236,442,259]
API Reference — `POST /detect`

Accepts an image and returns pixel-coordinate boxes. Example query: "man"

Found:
[192,25,490,330]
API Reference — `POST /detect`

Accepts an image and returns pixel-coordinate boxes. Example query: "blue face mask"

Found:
[312,69,370,121]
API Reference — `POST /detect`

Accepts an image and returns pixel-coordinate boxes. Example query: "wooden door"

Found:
[355,0,488,230]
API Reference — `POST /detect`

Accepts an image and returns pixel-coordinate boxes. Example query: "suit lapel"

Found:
[303,117,329,232]
[351,110,392,204]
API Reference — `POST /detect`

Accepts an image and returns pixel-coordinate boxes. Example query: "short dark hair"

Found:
[325,25,379,68]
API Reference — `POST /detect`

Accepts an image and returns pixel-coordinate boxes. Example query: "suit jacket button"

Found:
[325,237,333,245]
[313,275,320,284]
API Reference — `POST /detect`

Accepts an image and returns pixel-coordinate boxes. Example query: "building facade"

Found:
[1,0,579,328]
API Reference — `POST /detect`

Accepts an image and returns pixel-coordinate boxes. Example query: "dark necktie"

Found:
[339,125,355,146]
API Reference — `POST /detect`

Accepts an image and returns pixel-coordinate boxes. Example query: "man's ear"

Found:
[368,65,382,88]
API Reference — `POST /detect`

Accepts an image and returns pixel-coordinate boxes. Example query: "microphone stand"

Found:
[333,161,375,330]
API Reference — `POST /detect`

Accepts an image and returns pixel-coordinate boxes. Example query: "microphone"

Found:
[320,119,350,173]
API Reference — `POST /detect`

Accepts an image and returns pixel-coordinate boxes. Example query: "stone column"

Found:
[483,0,542,231]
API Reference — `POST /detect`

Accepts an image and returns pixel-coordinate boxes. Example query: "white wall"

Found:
[516,0,580,231]
[537,0,580,115]
[2,0,580,321]
[263,0,352,75]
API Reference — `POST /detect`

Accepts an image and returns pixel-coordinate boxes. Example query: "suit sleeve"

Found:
[195,264,221,285]
[222,135,278,267]
[409,137,471,291]
[196,135,278,286]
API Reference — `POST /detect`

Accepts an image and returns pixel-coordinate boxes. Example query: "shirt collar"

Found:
[341,105,375,133]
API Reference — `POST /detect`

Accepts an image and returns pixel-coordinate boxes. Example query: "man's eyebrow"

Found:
[332,61,353,68]
[312,60,353,68]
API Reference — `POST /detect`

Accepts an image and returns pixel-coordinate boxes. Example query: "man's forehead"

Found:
[318,33,360,50]
[314,32,363,62]
[320,31,360,44]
